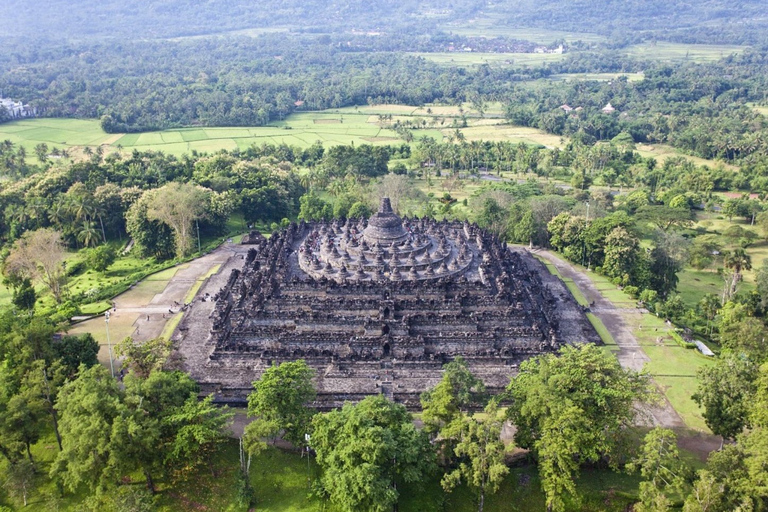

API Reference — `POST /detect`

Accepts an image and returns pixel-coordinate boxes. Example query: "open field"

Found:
[624,42,747,63]
[0,104,553,158]
[549,72,645,82]
[635,143,738,170]
[412,51,565,68]
[0,113,404,156]
[449,123,564,147]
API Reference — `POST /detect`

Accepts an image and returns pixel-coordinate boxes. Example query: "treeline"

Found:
[495,0,768,45]
[0,306,234,509]
[507,49,768,166]
[0,35,526,132]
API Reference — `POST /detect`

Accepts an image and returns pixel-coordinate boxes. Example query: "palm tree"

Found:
[48,196,70,228]
[77,221,101,248]
[723,248,752,301]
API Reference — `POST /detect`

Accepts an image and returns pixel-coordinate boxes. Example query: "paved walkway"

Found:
[124,246,240,344]
[530,248,686,429]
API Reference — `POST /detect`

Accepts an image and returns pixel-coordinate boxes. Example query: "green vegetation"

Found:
[623,42,747,63]
[1,0,768,510]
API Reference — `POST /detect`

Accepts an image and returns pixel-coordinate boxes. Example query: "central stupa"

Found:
[362,197,408,246]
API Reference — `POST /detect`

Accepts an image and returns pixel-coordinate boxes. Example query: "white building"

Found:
[0,98,35,118]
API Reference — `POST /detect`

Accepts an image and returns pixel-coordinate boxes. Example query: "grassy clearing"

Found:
[635,143,737,170]
[625,42,747,63]
[448,123,564,148]
[563,278,590,306]
[552,256,711,431]
[412,51,565,68]
[67,265,183,362]
[676,269,724,309]
[628,312,713,431]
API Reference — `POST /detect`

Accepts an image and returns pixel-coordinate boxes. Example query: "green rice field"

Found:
[0,110,407,156]
[624,42,747,63]
[0,103,564,157]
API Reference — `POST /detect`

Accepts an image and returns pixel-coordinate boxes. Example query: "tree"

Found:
[688,444,752,511]
[635,205,694,231]
[682,470,726,512]
[3,460,35,507]
[4,228,67,303]
[722,248,752,302]
[54,333,100,377]
[245,360,316,448]
[146,182,209,258]
[628,428,688,512]
[696,294,720,336]
[116,336,173,378]
[311,395,435,512]
[297,193,332,221]
[347,201,372,219]
[441,402,509,512]
[0,387,47,463]
[420,357,485,436]
[513,210,536,247]
[692,356,758,447]
[83,245,117,273]
[372,173,413,213]
[649,231,689,298]
[108,371,198,493]
[51,364,122,493]
[476,197,506,236]
[163,394,233,476]
[602,226,641,286]
[21,360,68,450]
[505,344,654,511]
[125,190,176,260]
[688,235,721,270]
[719,317,768,361]
[9,276,36,310]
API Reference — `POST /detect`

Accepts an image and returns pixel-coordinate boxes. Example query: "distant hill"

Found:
[0,0,482,39]
[1,0,766,44]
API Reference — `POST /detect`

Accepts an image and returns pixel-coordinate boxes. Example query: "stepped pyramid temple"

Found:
[176,198,599,407]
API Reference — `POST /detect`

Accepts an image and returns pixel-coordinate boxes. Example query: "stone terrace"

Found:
[175,198,600,407]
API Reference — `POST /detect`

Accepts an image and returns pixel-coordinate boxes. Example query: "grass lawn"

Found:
[676,269,724,309]
[546,255,713,431]
[628,312,713,431]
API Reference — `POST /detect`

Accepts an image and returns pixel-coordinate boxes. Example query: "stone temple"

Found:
[176,198,600,407]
